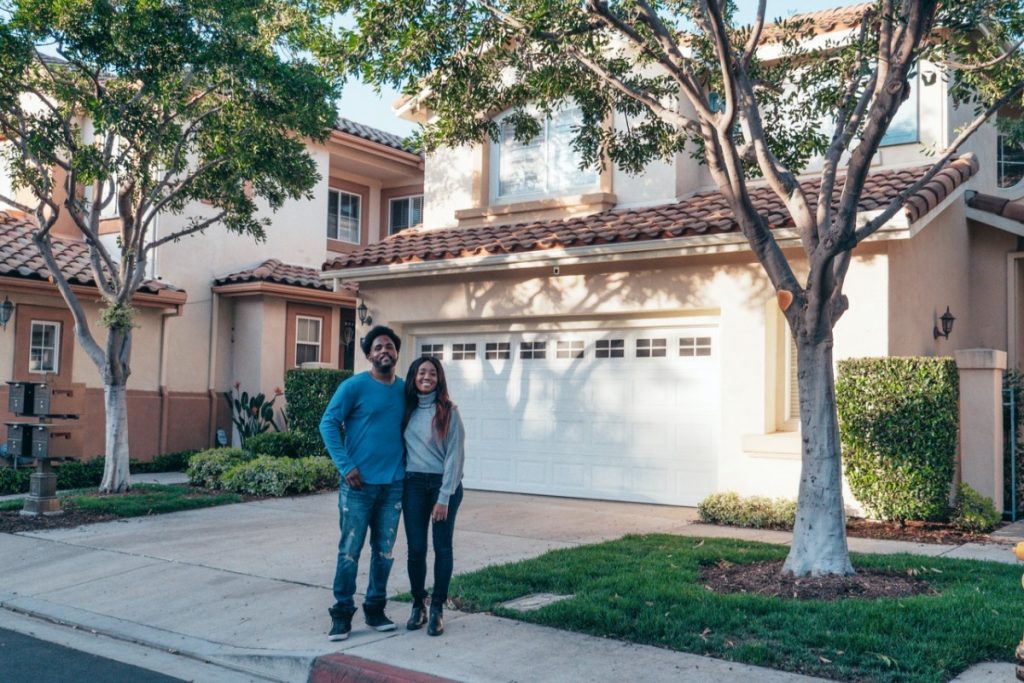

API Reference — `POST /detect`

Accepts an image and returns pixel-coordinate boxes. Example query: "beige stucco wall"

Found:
[354,244,890,502]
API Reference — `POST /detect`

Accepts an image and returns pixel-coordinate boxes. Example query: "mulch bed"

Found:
[845,518,999,546]
[0,508,118,533]
[701,559,936,600]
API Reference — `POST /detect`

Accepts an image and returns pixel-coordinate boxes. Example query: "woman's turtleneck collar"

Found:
[417,390,437,408]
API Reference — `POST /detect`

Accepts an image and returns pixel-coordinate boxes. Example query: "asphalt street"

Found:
[0,627,185,683]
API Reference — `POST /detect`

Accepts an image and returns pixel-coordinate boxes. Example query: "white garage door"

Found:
[415,325,719,506]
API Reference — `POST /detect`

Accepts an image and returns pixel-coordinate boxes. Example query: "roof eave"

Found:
[322,209,910,285]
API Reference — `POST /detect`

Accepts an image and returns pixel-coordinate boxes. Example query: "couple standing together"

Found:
[319,325,465,642]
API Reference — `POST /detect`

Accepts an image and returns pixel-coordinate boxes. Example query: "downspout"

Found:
[157,303,180,455]
[207,290,220,447]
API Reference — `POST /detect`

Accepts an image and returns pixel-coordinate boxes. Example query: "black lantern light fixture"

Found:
[933,306,955,340]
[342,320,356,347]
[356,299,373,327]
[0,296,13,330]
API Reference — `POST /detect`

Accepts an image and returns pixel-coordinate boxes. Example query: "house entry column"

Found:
[954,348,1007,510]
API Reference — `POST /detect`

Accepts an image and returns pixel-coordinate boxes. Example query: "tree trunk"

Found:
[782,332,854,576]
[99,383,132,492]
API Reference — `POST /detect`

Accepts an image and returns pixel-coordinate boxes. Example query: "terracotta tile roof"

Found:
[0,212,180,295]
[323,156,979,272]
[967,192,1024,224]
[761,3,873,42]
[216,258,355,294]
[334,117,420,156]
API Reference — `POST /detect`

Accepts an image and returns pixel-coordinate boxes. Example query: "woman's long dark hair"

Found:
[403,356,454,443]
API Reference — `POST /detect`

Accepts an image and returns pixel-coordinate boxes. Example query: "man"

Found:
[320,325,406,641]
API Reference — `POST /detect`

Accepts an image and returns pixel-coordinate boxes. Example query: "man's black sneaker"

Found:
[406,604,427,630]
[364,605,397,632]
[328,605,354,641]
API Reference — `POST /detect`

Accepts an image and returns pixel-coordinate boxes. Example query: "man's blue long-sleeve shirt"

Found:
[319,372,405,485]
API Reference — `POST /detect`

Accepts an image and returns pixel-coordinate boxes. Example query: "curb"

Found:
[309,653,458,683]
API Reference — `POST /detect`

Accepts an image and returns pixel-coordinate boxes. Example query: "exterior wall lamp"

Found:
[0,296,13,330]
[357,300,373,327]
[933,306,955,340]
[342,320,355,347]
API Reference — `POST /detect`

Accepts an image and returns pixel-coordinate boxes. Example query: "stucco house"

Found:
[0,118,424,457]
[321,5,1024,508]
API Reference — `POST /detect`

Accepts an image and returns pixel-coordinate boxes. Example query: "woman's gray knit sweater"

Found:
[404,391,465,506]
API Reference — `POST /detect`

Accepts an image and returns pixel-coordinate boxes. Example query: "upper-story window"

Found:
[327,188,360,243]
[389,195,423,234]
[878,75,919,147]
[491,107,598,202]
[999,134,1024,188]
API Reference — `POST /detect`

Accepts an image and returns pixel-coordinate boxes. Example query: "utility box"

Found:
[32,383,85,417]
[7,382,35,416]
[5,422,33,459]
[30,424,81,459]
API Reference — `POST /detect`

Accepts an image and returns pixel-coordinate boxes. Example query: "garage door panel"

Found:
[419,324,720,506]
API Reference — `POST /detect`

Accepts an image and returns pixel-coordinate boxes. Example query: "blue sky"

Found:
[338,0,849,136]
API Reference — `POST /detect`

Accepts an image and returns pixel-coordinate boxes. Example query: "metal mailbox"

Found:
[32,383,85,417]
[30,424,80,459]
[7,382,35,416]
[5,422,33,459]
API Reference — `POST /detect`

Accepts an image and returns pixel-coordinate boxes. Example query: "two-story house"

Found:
[0,118,423,457]
[321,5,1024,508]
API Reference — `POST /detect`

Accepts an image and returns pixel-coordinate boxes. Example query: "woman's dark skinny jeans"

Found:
[403,472,463,608]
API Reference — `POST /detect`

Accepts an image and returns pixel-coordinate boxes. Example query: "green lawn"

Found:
[2,484,242,517]
[449,534,1024,682]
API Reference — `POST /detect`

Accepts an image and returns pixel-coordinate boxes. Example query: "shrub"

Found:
[220,456,338,496]
[697,491,797,530]
[186,448,252,489]
[284,368,351,457]
[837,357,958,522]
[245,432,304,459]
[56,458,106,489]
[951,483,1002,533]
[140,450,199,473]
[0,467,31,495]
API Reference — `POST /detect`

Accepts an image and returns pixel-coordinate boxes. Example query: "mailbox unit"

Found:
[7,382,35,416]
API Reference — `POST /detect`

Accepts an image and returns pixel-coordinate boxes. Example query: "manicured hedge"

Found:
[697,491,797,530]
[245,431,304,458]
[836,357,958,522]
[284,368,351,457]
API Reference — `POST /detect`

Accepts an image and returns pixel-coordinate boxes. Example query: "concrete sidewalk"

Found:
[1,489,1021,682]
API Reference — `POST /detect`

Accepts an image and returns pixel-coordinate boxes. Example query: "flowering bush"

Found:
[224,383,282,445]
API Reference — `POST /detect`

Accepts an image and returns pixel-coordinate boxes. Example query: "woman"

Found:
[402,356,465,636]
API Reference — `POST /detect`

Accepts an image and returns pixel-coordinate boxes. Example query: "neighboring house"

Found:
[321,5,1024,507]
[0,118,424,457]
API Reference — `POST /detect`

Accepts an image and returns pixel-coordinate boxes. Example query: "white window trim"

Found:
[388,194,424,235]
[29,320,61,375]
[295,315,322,365]
[327,188,361,244]
[489,106,599,204]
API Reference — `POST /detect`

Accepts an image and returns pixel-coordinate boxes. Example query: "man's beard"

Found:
[372,356,395,374]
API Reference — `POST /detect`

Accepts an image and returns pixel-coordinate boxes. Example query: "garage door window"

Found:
[485,342,510,359]
[420,344,444,359]
[680,336,713,357]
[556,340,584,359]
[520,341,547,359]
[636,338,667,358]
[453,343,477,360]
[595,339,624,358]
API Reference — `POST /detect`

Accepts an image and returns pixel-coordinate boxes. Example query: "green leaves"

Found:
[836,357,959,522]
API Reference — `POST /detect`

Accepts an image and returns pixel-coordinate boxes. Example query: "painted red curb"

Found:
[309,653,457,683]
